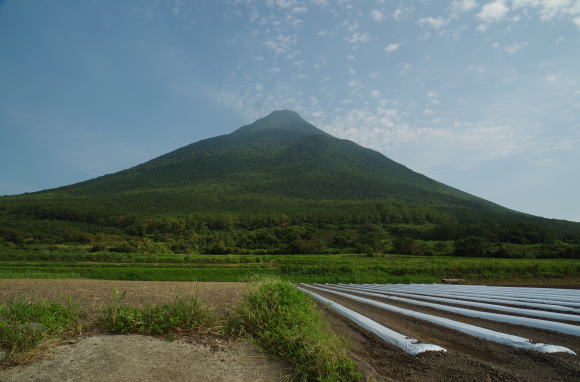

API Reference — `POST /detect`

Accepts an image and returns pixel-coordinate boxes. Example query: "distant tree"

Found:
[392,236,424,255]
[453,236,491,257]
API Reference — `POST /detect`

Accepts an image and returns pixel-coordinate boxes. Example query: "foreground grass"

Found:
[227,278,359,382]
[0,299,81,362]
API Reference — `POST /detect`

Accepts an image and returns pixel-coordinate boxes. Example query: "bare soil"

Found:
[0,335,289,382]
[0,279,247,321]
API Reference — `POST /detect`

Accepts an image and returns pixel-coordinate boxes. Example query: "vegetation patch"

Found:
[0,299,80,363]
[100,290,216,335]
[227,277,359,382]
[1,252,579,283]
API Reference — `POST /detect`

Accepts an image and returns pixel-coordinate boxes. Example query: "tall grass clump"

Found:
[100,290,216,335]
[227,277,359,382]
[0,299,81,361]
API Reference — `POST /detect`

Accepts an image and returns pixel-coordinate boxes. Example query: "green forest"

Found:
[1,199,579,259]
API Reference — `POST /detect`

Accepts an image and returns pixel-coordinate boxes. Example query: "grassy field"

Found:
[1,249,579,284]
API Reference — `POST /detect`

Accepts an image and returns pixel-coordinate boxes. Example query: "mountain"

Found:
[1,110,579,249]
[9,110,503,213]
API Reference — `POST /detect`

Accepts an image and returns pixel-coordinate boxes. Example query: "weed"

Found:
[227,277,360,382]
[100,289,216,335]
[0,299,80,362]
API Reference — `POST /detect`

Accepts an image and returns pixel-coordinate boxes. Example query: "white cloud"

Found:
[418,16,450,29]
[320,108,536,172]
[346,32,370,44]
[512,0,540,7]
[478,0,509,22]
[263,34,297,56]
[371,9,384,22]
[291,7,307,14]
[370,89,381,98]
[504,41,528,54]
[392,6,414,20]
[266,0,298,8]
[450,0,478,18]
[400,63,412,75]
[384,43,400,53]
[348,79,361,88]
[511,0,580,22]
[575,15,580,26]
[537,0,576,20]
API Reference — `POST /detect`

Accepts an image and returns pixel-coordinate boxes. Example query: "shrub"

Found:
[227,278,359,382]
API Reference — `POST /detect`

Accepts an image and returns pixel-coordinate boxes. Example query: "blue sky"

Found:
[1,0,579,221]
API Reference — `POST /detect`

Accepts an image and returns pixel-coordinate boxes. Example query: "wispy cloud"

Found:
[503,41,528,54]
[418,16,449,29]
[346,32,370,44]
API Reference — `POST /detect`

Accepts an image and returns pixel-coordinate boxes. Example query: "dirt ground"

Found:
[1,279,580,381]
[0,279,248,315]
[0,335,289,382]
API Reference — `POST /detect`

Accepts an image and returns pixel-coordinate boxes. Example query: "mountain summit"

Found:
[231,110,328,138]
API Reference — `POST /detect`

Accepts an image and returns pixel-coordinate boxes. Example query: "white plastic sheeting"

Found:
[302,284,575,354]
[310,284,580,337]
[345,284,580,308]
[363,284,580,305]
[296,287,446,355]
[331,285,580,322]
[336,285,580,313]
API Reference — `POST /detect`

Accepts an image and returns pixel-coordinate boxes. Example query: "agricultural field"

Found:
[1,279,580,381]
[1,248,580,284]
[1,246,580,380]
[301,283,580,381]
